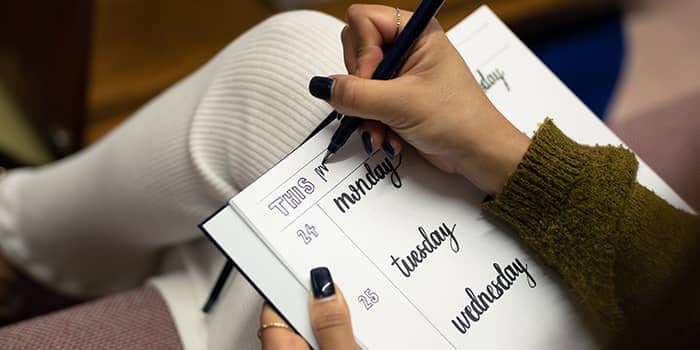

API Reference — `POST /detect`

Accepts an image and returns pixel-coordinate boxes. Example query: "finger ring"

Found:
[394,7,401,40]
[257,322,293,339]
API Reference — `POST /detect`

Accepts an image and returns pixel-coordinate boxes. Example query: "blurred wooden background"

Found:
[0,0,616,162]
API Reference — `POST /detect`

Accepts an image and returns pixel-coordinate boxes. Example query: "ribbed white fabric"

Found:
[0,11,345,350]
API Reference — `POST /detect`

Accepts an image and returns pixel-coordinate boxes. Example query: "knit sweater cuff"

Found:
[482,119,638,332]
[482,119,590,231]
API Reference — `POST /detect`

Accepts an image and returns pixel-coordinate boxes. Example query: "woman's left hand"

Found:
[258,267,358,350]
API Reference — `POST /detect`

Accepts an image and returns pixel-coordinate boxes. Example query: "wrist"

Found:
[490,131,530,193]
[457,123,530,195]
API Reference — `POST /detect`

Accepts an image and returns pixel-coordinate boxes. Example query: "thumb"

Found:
[309,267,358,350]
[308,75,408,124]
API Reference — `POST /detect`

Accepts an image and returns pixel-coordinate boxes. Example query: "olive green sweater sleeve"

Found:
[482,119,700,337]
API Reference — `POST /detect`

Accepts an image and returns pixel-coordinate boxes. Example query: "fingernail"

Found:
[382,141,395,159]
[310,267,335,299]
[309,76,334,101]
[362,132,373,156]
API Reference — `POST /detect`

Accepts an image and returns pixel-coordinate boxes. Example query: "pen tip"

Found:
[322,151,334,164]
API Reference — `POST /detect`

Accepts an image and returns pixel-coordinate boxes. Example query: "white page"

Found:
[208,5,692,350]
[233,142,595,349]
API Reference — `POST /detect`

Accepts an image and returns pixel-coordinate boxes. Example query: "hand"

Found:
[259,267,358,350]
[308,4,530,194]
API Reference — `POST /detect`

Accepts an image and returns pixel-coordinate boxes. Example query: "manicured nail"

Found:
[382,141,395,159]
[310,267,335,299]
[362,132,373,156]
[309,76,334,101]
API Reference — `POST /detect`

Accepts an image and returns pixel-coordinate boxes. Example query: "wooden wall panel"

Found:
[87,0,616,142]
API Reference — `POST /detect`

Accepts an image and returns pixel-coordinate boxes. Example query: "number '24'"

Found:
[296,224,318,244]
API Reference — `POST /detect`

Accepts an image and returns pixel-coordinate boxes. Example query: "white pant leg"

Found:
[0,10,345,349]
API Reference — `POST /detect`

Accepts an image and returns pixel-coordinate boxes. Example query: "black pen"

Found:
[321,0,445,164]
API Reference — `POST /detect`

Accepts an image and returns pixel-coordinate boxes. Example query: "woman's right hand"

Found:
[309,4,530,195]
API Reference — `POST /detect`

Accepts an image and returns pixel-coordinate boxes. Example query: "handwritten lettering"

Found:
[390,222,459,278]
[477,68,510,93]
[332,156,402,214]
[451,257,536,335]
[314,163,329,182]
[267,177,315,216]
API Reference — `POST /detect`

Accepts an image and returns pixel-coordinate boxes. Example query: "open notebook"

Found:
[200,6,691,349]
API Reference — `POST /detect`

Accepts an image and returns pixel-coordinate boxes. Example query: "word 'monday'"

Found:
[332,156,402,214]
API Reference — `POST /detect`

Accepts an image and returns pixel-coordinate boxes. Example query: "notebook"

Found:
[200,6,691,349]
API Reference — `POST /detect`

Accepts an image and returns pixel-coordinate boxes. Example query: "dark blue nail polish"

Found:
[362,132,373,156]
[309,76,334,101]
[382,141,395,159]
[310,267,335,299]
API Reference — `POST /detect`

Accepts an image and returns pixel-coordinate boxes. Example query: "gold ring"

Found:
[257,322,292,339]
[394,7,401,40]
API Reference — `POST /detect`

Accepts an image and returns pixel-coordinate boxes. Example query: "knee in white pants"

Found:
[188,10,346,194]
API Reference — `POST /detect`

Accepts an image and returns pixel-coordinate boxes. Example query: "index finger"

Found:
[345,4,412,78]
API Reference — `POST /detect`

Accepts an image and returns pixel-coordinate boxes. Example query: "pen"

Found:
[321,0,446,164]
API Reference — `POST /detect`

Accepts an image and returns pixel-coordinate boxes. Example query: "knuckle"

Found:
[311,309,351,333]
[345,4,364,21]
[337,78,360,110]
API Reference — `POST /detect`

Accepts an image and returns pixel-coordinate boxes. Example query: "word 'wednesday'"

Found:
[451,257,536,335]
